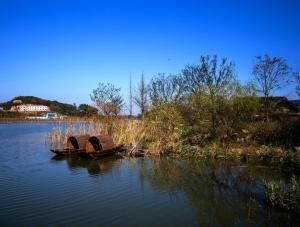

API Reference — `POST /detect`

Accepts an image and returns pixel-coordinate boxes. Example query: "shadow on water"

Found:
[51,155,122,176]
[136,157,299,226]
[50,155,300,225]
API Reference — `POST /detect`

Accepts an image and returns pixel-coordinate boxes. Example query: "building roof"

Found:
[259,96,299,113]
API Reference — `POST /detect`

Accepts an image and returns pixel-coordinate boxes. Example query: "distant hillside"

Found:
[0,96,79,116]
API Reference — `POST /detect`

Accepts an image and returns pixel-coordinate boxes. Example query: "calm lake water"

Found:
[0,123,299,226]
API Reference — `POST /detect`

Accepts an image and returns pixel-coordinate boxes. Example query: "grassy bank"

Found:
[47,119,300,168]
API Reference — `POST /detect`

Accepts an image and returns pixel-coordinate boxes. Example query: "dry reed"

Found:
[47,119,146,150]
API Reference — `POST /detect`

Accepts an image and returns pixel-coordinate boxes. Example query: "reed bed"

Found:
[109,119,145,148]
[47,119,146,150]
[47,122,103,148]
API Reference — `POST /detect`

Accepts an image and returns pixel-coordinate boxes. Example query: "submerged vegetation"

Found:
[264,175,300,214]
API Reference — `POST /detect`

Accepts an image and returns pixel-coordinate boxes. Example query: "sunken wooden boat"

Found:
[80,134,122,158]
[51,135,90,155]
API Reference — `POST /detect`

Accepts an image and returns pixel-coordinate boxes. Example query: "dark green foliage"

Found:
[230,96,259,126]
[180,126,212,146]
[219,84,259,136]
[0,111,23,118]
[78,104,98,117]
[252,121,300,147]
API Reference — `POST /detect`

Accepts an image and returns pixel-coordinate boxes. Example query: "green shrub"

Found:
[144,103,184,155]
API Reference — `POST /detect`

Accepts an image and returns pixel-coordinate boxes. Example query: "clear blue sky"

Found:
[1,0,299,107]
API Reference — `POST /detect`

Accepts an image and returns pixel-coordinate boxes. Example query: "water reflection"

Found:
[49,155,299,225]
[137,157,298,226]
[51,155,122,176]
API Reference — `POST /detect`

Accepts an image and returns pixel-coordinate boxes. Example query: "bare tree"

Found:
[182,64,202,94]
[252,54,291,121]
[90,82,123,134]
[295,72,300,97]
[134,73,148,116]
[129,73,133,117]
[90,82,123,116]
[149,73,186,106]
[183,55,236,138]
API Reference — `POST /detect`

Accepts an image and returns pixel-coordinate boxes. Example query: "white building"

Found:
[26,112,64,120]
[11,104,50,112]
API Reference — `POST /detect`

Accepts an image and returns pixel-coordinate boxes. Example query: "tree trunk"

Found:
[211,111,217,140]
[211,96,217,140]
[264,95,269,122]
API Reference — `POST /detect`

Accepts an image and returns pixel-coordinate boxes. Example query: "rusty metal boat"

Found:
[80,134,122,158]
[51,135,90,155]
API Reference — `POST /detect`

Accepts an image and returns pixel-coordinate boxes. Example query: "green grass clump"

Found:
[264,175,300,214]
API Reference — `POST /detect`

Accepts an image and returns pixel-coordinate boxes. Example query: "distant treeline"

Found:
[0,96,98,117]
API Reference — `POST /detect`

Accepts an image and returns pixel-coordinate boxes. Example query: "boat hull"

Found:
[50,148,85,156]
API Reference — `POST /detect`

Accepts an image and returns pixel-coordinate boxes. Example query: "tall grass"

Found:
[109,119,145,148]
[47,119,146,150]
[47,115,300,160]
[47,122,103,148]
[47,116,181,156]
